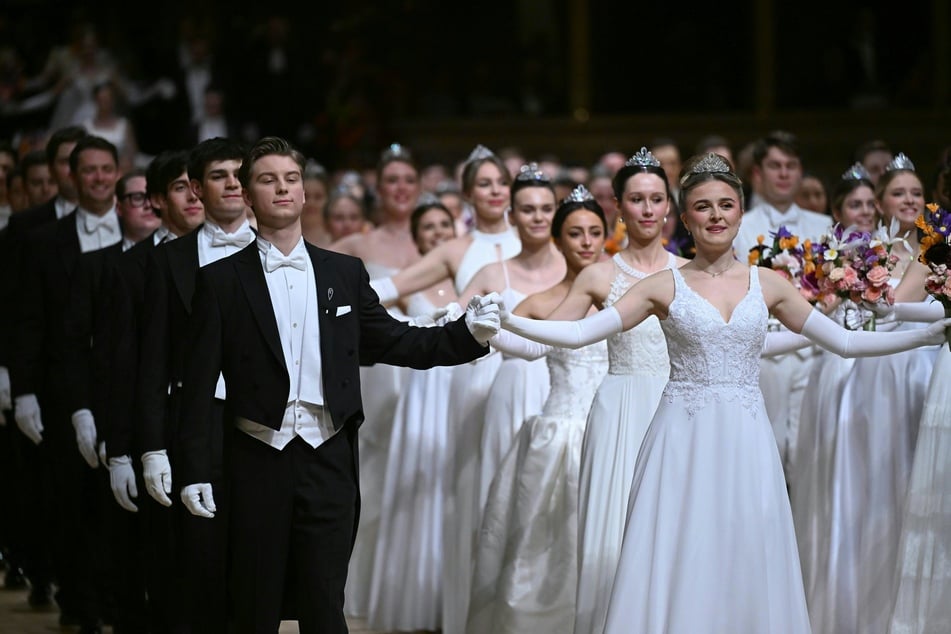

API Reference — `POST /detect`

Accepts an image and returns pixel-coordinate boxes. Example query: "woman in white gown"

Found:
[460,164,568,513]
[369,146,521,634]
[789,164,880,622]
[816,155,939,634]
[330,143,424,618]
[368,199,459,632]
[886,170,951,634]
[498,153,951,634]
[539,149,686,634]
[467,186,609,633]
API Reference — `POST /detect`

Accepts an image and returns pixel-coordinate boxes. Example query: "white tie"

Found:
[84,213,117,235]
[265,248,308,273]
[210,225,254,248]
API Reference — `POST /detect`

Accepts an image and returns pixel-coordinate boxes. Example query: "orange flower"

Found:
[757,234,765,245]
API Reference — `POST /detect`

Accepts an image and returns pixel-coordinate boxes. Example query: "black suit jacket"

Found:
[101,235,158,459]
[178,242,488,484]
[11,212,82,418]
[135,228,201,456]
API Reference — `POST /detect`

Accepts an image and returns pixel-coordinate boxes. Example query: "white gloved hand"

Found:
[830,299,871,330]
[71,409,99,468]
[181,483,216,518]
[142,450,173,507]
[438,302,465,326]
[107,456,139,513]
[864,299,945,324]
[409,302,465,328]
[801,310,951,358]
[14,394,43,445]
[0,366,11,411]
[98,441,108,467]
[465,293,502,345]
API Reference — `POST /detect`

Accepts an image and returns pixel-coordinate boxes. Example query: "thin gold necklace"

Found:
[699,259,736,278]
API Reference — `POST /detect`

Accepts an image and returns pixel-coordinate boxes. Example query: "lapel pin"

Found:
[327,287,334,301]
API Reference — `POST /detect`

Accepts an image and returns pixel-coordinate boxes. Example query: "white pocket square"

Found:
[336,305,352,317]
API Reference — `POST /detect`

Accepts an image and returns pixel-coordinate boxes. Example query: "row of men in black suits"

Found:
[0,130,501,633]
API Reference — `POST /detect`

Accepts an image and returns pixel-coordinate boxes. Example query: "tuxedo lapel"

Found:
[167,229,200,312]
[56,211,81,279]
[307,243,337,368]
[236,244,285,370]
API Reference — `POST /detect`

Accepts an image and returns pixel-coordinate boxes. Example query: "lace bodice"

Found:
[660,266,767,418]
[540,341,608,420]
[604,253,672,376]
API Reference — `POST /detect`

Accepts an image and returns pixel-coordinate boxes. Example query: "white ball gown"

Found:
[788,326,855,628]
[345,262,410,618]
[477,284,550,513]
[573,253,672,634]
[467,340,608,634]
[442,228,521,634]
[816,312,937,633]
[603,267,811,634]
[367,292,453,631]
[890,344,951,634]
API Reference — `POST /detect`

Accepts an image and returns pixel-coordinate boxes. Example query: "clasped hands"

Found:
[464,293,509,344]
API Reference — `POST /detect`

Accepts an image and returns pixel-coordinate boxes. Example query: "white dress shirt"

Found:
[237,237,334,450]
[197,218,255,399]
[76,207,121,253]
[55,196,74,220]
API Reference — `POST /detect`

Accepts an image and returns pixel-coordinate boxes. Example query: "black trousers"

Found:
[227,428,359,634]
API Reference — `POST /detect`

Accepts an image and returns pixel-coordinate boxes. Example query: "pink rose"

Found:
[863,286,883,303]
[866,265,890,287]
[842,266,859,287]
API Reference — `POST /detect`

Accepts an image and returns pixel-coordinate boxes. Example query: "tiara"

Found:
[416,192,442,207]
[381,143,412,162]
[680,152,732,185]
[466,144,496,163]
[564,184,594,203]
[841,162,871,181]
[625,147,661,168]
[515,162,549,182]
[885,152,915,173]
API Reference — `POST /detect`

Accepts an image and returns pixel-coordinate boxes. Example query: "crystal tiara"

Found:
[381,143,412,162]
[515,162,550,182]
[564,184,594,203]
[466,144,496,163]
[679,152,733,185]
[841,162,871,181]
[885,152,915,173]
[625,147,661,168]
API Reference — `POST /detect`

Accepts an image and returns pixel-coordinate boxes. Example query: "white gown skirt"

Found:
[603,387,811,634]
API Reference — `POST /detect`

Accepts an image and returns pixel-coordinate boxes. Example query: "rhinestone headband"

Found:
[466,144,496,163]
[416,192,442,207]
[564,184,594,203]
[381,143,412,162]
[625,146,661,168]
[841,162,871,181]
[885,152,915,173]
[515,162,550,183]
[680,152,732,185]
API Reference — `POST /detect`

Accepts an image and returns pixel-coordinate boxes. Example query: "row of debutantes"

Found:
[1,125,950,634]
[0,129,502,633]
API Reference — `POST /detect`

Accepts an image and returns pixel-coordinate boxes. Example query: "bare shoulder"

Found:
[518,284,568,319]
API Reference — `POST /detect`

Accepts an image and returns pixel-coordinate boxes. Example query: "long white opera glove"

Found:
[181,483,216,518]
[761,330,812,358]
[14,394,43,445]
[865,299,947,324]
[502,304,623,349]
[71,409,99,468]
[489,329,552,361]
[107,456,139,513]
[370,276,399,304]
[800,309,951,358]
[465,295,501,345]
[142,450,173,507]
[0,366,11,411]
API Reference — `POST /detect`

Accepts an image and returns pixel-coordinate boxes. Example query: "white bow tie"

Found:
[83,213,117,234]
[264,248,308,273]
[209,225,254,248]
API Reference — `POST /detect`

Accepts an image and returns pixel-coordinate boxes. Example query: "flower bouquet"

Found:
[916,203,951,348]
[748,226,814,302]
[803,222,904,329]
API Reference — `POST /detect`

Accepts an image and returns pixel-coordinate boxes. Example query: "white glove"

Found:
[71,409,99,468]
[800,309,951,358]
[830,299,872,330]
[107,456,139,513]
[142,450,173,507]
[761,330,812,358]
[0,366,11,411]
[437,302,464,326]
[98,441,107,467]
[409,302,464,328]
[503,303,623,348]
[465,294,502,345]
[489,329,552,361]
[181,483,216,518]
[370,276,399,304]
[864,299,946,324]
[14,394,43,445]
